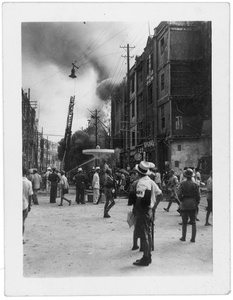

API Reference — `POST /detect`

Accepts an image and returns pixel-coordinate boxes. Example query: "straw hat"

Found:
[135,161,151,176]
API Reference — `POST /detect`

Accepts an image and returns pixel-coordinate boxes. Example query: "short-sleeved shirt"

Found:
[32,173,42,189]
[23,176,33,210]
[60,175,69,189]
[136,175,162,208]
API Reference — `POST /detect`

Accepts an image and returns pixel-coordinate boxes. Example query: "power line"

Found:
[75,23,112,65]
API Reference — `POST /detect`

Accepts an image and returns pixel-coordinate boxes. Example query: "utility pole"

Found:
[46,136,49,168]
[40,127,44,171]
[26,99,30,169]
[95,109,98,147]
[88,108,100,147]
[120,44,135,167]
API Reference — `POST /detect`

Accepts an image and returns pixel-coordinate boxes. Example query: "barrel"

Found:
[86,189,93,203]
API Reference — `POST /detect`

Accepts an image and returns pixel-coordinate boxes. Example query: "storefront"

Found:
[143,139,156,163]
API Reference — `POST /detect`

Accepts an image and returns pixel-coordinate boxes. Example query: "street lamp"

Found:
[69,63,79,79]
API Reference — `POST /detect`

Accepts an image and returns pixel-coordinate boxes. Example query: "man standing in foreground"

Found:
[177,168,200,243]
[74,168,88,204]
[48,168,60,203]
[22,166,33,244]
[92,166,100,205]
[133,161,162,266]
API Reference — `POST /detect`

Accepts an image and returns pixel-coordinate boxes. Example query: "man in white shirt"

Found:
[133,161,162,267]
[45,167,52,194]
[92,166,100,204]
[23,166,33,244]
[58,171,71,206]
[32,169,42,205]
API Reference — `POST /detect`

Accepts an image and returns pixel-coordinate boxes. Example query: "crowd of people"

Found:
[22,162,212,267]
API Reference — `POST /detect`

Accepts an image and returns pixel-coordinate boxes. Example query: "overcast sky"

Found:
[22,21,160,143]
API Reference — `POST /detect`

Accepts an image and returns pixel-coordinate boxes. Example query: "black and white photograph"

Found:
[2,1,231,297]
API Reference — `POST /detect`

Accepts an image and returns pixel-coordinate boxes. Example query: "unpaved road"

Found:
[23,188,213,278]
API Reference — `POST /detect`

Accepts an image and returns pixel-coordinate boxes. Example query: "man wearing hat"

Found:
[92,166,100,205]
[133,161,162,266]
[48,168,60,203]
[45,167,52,195]
[74,168,88,204]
[177,168,200,243]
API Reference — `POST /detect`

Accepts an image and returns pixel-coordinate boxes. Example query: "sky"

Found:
[22,21,160,143]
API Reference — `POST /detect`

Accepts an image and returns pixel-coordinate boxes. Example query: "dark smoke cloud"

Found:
[22,22,127,83]
[96,79,122,101]
[72,130,94,150]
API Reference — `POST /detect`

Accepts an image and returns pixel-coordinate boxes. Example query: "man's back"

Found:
[48,172,59,183]
[75,173,86,187]
[179,180,200,198]
[33,173,41,189]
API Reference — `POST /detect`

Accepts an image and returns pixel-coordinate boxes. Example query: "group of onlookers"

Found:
[22,162,212,267]
[127,162,212,266]
[73,166,116,218]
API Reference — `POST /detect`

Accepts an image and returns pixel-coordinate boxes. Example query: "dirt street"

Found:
[23,187,213,278]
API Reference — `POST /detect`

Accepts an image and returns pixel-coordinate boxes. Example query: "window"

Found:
[161,117,165,129]
[160,37,165,54]
[175,161,179,167]
[137,68,143,88]
[161,105,165,129]
[147,122,152,136]
[138,122,143,143]
[178,145,182,151]
[146,58,150,75]
[131,74,135,93]
[161,73,165,90]
[150,53,154,71]
[131,99,135,118]
[132,131,136,147]
[147,54,153,75]
[148,84,153,105]
[137,93,143,113]
[176,116,183,130]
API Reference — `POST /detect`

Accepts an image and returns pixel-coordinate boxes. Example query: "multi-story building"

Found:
[39,137,60,171]
[22,88,61,172]
[155,21,211,175]
[111,21,212,175]
[22,88,38,169]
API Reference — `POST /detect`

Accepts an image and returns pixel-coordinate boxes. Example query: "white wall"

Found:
[171,139,211,174]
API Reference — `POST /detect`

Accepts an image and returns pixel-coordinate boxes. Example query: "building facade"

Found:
[22,89,38,169]
[22,88,61,172]
[111,21,212,175]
